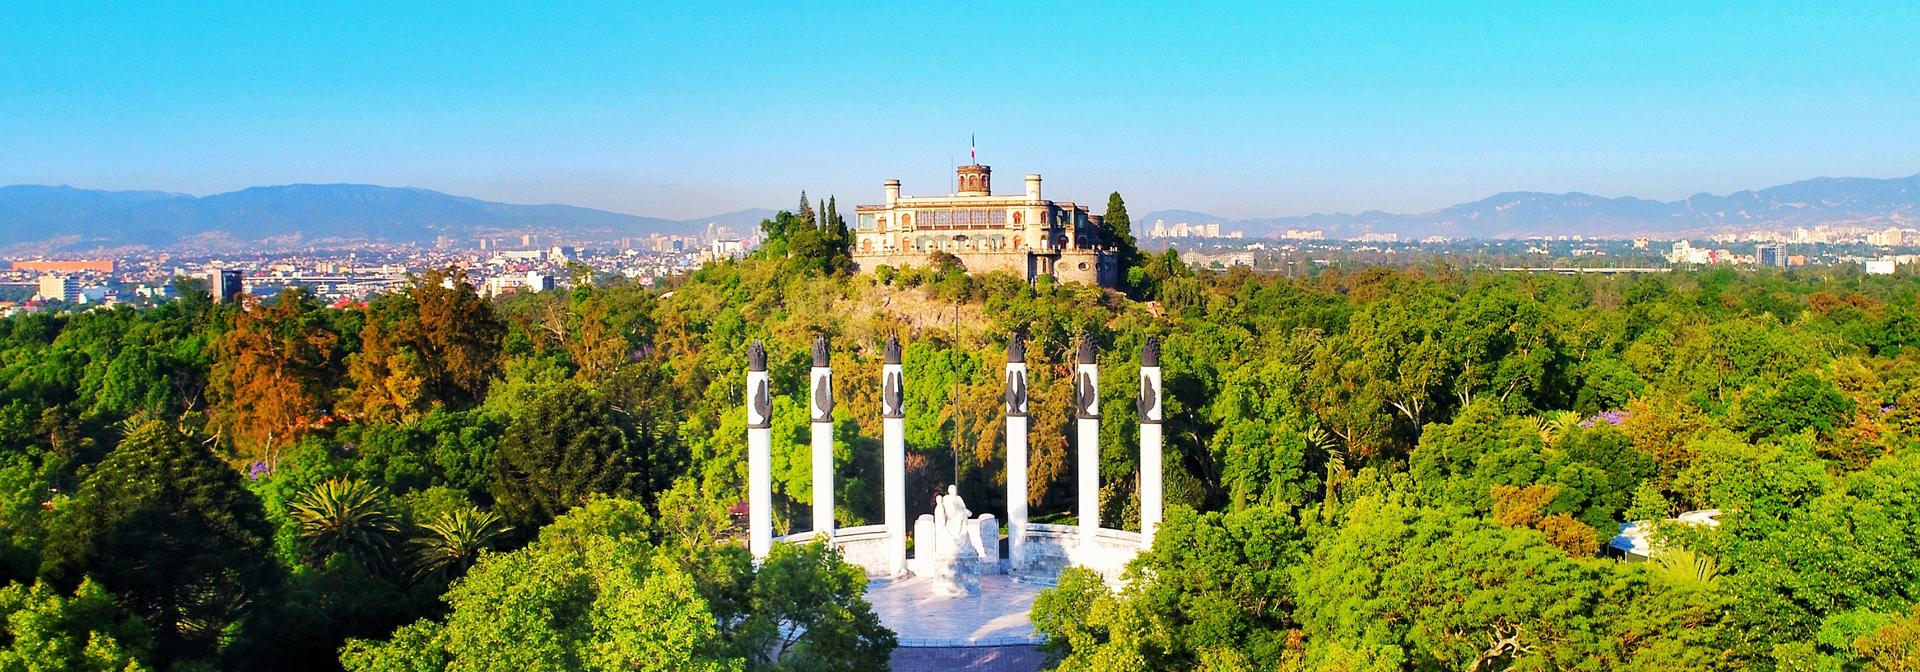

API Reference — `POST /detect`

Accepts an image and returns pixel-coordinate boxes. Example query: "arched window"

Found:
[1011,211,1023,225]
[916,235,931,250]
[861,240,872,253]
[901,213,912,227]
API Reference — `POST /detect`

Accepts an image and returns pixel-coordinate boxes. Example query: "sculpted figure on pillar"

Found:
[1075,334,1099,419]
[811,335,833,422]
[1139,336,1161,422]
[883,335,904,418]
[747,341,770,429]
[1005,333,1027,417]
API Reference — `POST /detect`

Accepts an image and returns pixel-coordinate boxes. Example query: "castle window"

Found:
[916,235,931,250]
[989,234,1004,250]
[858,214,876,230]
[901,213,912,227]
[861,240,872,252]
[1011,211,1023,225]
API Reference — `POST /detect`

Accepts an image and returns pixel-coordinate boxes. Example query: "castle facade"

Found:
[852,165,1120,287]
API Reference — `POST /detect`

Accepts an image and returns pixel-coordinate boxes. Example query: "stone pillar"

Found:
[1004,333,1030,569]
[810,336,834,538]
[882,336,907,575]
[746,341,772,559]
[1075,334,1100,545]
[1139,337,1164,548]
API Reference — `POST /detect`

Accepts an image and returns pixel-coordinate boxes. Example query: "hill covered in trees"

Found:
[3,198,1920,670]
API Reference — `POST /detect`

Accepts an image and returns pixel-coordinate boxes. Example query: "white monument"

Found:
[914,485,996,596]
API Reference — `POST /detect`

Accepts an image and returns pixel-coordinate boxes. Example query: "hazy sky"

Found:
[3,1,1917,220]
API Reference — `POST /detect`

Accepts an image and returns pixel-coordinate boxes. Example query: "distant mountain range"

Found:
[1139,174,1920,240]
[0,183,775,251]
[8,174,1918,251]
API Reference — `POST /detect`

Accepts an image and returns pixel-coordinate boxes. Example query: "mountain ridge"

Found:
[1137,173,1920,239]
[0,183,776,250]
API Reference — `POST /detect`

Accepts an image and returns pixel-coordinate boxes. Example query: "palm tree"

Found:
[290,478,402,571]
[1652,546,1721,590]
[1543,410,1584,444]
[412,507,511,582]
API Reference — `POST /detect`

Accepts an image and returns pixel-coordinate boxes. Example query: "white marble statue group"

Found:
[913,485,997,596]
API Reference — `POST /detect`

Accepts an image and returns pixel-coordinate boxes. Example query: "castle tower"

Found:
[957,164,991,196]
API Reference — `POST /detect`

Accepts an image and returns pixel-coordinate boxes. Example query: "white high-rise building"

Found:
[36,276,78,303]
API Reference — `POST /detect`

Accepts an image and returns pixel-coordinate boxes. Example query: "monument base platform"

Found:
[865,574,1044,646]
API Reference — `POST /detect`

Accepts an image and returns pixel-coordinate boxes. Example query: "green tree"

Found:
[1101,192,1145,290]
[40,421,280,668]
[489,384,637,529]
[290,479,404,571]
[739,541,895,672]
[409,507,510,583]
[1031,506,1308,670]
[1739,372,1854,441]
[0,579,154,672]
[340,499,740,672]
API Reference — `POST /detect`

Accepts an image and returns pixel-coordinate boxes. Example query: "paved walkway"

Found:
[889,644,1046,672]
[865,574,1044,645]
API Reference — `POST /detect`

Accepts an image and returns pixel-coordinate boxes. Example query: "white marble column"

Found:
[881,336,906,575]
[1075,335,1100,545]
[1139,337,1164,548]
[746,340,772,559]
[1004,334,1030,569]
[810,336,834,538]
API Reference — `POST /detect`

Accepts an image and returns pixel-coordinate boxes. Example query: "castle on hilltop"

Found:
[852,165,1120,287]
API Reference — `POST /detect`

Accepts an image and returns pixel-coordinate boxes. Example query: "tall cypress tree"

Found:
[1104,192,1146,286]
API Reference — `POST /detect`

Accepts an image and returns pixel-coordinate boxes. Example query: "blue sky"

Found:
[3,1,1917,220]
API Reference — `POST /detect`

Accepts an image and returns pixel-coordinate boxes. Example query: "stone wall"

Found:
[852,249,1120,288]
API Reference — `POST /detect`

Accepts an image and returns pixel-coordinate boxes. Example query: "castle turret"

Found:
[1025,174,1041,202]
[957,164,991,196]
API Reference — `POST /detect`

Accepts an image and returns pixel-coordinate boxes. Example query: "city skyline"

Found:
[4,1,1918,220]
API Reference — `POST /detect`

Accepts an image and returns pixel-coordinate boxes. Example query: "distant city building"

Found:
[851,165,1119,286]
[1757,244,1787,268]
[210,269,245,303]
[1354,233,1400,243]
[1869,228,1906,247]
[1866,259,1898,275]
[1669,240,1712,265]
[1788,254,1808,267]
[1283,230,1326,240]
[35,276,78,303]
[13,259,114,273]
[527,272,555,291]
[710,239,746,260]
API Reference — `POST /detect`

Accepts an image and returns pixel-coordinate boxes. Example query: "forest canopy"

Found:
[3,225,1920,671]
